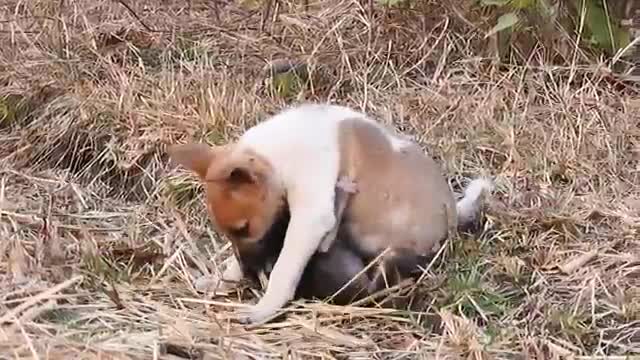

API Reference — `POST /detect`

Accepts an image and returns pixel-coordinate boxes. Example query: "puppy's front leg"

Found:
[237,195,336,324]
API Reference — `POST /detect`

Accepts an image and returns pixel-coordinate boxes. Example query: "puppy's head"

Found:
[167,142,287,274]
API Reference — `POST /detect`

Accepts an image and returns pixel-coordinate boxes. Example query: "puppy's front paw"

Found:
[235,303,283,325]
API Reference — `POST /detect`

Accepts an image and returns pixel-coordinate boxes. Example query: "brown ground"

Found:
[1,1,639,359]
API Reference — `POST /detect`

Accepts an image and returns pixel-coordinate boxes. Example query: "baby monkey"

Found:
[248,175,372,305]
[204,174,432,307]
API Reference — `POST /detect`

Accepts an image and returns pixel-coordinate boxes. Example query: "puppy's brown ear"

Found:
[167,143,217,179]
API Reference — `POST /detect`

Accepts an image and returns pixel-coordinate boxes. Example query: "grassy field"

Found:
[1,0,639,358]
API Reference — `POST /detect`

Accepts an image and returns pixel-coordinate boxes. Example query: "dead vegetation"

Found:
[0,0,639,358]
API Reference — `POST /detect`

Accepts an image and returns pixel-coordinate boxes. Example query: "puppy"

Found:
[168,103,492,324]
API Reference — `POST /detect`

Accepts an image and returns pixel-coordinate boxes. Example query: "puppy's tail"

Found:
[456,177,494,232]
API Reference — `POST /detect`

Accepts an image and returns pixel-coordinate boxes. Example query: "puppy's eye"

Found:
[229,222,250,238]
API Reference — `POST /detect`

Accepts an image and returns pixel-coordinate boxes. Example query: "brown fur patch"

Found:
[336,118,457,289]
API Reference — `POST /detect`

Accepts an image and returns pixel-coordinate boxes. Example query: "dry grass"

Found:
[1,0,639,358]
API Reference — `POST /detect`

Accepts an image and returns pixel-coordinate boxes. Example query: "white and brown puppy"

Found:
[168,103,492,324]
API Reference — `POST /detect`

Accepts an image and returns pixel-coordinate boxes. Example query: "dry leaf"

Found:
[624,197,640,215]
[557,250,598,274]
[545,340,574,358]
[9,239,29,282]
[295,319,372,348]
